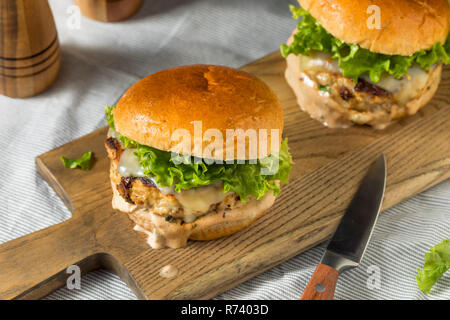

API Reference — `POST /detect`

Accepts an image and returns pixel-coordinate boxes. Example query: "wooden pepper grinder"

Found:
[0,0,60,98]
[75,0,143,22]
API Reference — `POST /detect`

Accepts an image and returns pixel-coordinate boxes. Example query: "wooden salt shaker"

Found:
[75,0,143,22]
[0,0,60,98]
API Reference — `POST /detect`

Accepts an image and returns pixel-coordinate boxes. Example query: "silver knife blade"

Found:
[321,154,387,273]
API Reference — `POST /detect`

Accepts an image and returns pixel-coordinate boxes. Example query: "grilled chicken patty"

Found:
[105,137,244,220]
[301,68,438,123]
[285,46,442,129]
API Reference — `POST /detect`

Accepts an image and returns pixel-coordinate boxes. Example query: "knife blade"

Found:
[300,153,387,300]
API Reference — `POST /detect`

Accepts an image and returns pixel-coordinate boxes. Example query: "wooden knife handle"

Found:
[300,264,339,300]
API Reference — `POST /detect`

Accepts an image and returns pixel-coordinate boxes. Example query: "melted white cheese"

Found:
[363,65,429,105]
[117,144,226,219]
[118,147,175,193]
[118,148,146,177]
[150,178,175,194]
[107,128,120,139]
[299,51,341,74]
[300,52,431,106]
[175,182,226,222]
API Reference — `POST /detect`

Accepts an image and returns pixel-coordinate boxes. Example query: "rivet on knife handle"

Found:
[300,264,339,300]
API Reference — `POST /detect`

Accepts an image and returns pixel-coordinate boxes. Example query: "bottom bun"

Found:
[112,186,276,249]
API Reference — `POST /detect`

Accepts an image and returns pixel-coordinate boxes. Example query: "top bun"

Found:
[298,0,450,56]
[113,65,283,160]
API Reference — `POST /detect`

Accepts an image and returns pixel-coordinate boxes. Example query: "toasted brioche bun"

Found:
[285,32,442,129]
[113,65,283,160]
[298,0,450,56]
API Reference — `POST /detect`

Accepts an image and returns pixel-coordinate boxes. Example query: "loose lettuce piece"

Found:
[416,239,450,294]
[281,5,450,82]
[105,106,293,201]
[60,151,93,170]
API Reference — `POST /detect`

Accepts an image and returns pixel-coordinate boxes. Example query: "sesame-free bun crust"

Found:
[114,65,283,160]
[298,0,450,56]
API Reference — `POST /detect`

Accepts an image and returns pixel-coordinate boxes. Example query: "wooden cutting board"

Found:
[0,51,449,300]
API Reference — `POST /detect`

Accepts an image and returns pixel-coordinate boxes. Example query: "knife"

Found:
[300,153,387,300]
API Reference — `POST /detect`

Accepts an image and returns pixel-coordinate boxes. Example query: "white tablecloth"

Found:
[0,0,448,300]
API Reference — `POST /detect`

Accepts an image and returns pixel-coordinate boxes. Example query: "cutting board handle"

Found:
[300,264,339,300]
[0,217,98,299]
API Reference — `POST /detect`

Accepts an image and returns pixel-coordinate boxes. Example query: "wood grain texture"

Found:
[300,264,338,300]
[75,0,143,22]
[0,0,60,98]
[0,51,449,299]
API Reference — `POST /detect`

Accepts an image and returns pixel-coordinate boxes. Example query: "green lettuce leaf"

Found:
[416,239,450,294]
[281,5,450,82]
[105,105,115,130]
[105,106,293,201]
[60,151,93,170]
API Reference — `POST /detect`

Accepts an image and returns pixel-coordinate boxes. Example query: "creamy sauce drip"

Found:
[134,226,166,249]
[159,265,179,279]
[112,187,276,249]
